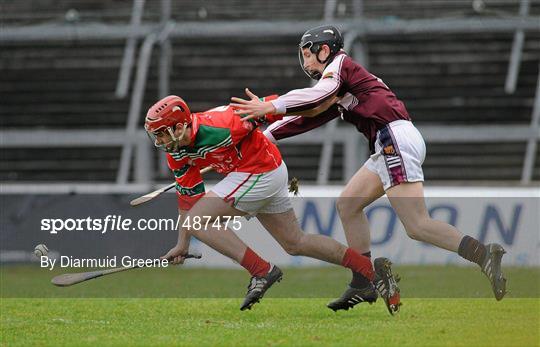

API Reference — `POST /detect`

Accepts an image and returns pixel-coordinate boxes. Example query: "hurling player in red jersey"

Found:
[147,95,383,310]
[231,25,507,313]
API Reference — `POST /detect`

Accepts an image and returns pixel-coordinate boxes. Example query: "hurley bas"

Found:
[41,256,169,270]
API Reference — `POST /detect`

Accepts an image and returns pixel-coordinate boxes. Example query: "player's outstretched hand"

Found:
[230,88,276,120]
[160,244,188,265]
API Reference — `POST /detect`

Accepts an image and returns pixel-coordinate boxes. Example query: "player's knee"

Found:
[403,219,429,241]
[282,244,301,256]
[281,237,303,256]
[336,196,363,218]
[404,227,422,241]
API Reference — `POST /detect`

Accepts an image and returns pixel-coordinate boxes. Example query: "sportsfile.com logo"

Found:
[40,215,242,235]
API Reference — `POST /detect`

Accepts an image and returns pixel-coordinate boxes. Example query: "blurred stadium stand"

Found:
[1,0,539,186]
[1,0,538,23]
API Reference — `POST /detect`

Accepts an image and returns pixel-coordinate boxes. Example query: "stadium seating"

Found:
[1,0,539,182]
[3,0,539,23]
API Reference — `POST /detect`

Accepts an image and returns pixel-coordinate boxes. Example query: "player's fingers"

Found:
[230,103,248,110]
[160,251,172,261]
[172,256,185,265]
[230,97,249,104]
[245,88,258,100]
[231,107,252,115]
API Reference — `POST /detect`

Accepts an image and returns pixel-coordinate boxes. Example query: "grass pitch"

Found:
[1,266,539,346]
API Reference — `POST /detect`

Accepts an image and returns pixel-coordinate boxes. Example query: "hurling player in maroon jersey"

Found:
[231,25,507,314]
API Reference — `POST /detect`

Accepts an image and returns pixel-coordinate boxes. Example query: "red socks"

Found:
[341,248,374,281]
[240,248,270,277]
[241,247,373,281]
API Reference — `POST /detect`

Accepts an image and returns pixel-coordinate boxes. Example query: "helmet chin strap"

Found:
[316,49,331,65]
[165,123,188,152]
[308,49,330,80]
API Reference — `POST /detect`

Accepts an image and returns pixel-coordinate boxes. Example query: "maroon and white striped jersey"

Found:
[268,52,411,152]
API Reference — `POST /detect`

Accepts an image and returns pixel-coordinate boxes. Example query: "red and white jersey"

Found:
[166,99,282,210]
[269,51,411,151]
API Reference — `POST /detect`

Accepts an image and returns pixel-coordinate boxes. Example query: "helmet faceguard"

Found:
[145,95,192,152]
[145,123,188,152]
[298,25,344,80]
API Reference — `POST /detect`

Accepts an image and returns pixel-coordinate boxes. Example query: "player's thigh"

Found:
[185,191,247,222]
[386,181,429,227]
[212,162,289,216]
[339,166,385,210]
[257,209,303,246]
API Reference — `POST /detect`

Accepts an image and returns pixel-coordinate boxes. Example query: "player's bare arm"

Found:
[160,210,191,264]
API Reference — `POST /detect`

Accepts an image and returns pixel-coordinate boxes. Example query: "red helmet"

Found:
[144,95,192,151]
[145,95,191,132]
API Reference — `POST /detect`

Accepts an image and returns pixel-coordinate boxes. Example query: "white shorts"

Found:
[211,161,293,215]
[364,120,426,190]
